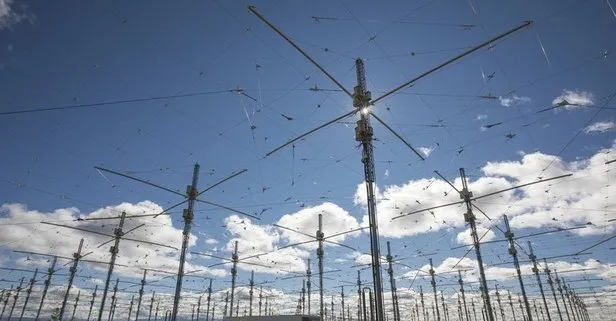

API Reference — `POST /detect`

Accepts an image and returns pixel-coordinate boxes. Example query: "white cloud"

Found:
[499,95,531,107]
[277,202,361,248]
[584,121,614,133]
[418,146,434,158]
[477,114,487,120]
[0,0,32,30]
[0,201,226,278]
[552,89,595,109]
[355,140,616,238]
[222,215,309,274]
[205,238,219,245]
[455,226,496,245]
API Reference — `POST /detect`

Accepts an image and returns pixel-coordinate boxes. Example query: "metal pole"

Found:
[518,295,526,321]
[235,298,239,317]
[342,286,346,321]
[554,273,571,321]
[495,285,505,321]
[191,305,195,321]
[317,213,325,321]
[128,296,135,321]
[7,278,25,321]
[307,259,312,316]
[98,212,126,321]
[386,242,398,321]
[440,292,447,321]
[354,58,385,321]
[154,302,159,321]
[357,270,362,321]
[264,297,268,316]
[508,290,517,321]
[72,291,81,321]
[249,271,254,316]
[61,239,84,321]
[563,285,578,321]
[229,241,238,317]
[302,280,306,314]
[136,270,147,321]
[458,271,470,321]
[258,289,262,316]
[544,258,563,321]
[533,301,540,321]
[211,303,215,321]
[205,279,212,321]
[528,242,551,321]
[87,285,98,321]
[196,296,201,321]
[19,269,38,321]
[171,163,200,321]
[108,279,119,321]
[0,288,9,321]
[147,292,155,321]
[224,292,228,318]
[420,286,427,321]
[460,169,494,321]
[471,298,478,321]
[428,259,441,321]
[36,257,57,321]
[503,215,532,321]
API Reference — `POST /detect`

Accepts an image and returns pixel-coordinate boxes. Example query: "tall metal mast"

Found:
[258,289,262,316]
[61,238,85,321]
[495,285,505,321]
[357,270,362,321]
[205,279,212,321]
[554,272,571,321]
[71,291,81,321]
[353,58,385,321]
[7,277,25,321]
[528,242,551,321]
[420,286,427,321]
[136,270,147,321]
[386,242,398,321]
[440,291,447,321]
[503,215,532,321]
[317,213,325,320]
[507,290,517,321]
[147,292,155,321]
[98,213,126,321]
[428,259,441,321]
[87,286,98,321]
[108,279,119,321]
[307,259,312,315]
[543,264,562,321]
[458,271,470,321]
[460,169,494,321]
[249,271,255,316]
[171,163,200,321]
[35,256,57,321]
[224,292,228,318]
[229,241,238,317]
[301,280,306,314]
[1,286,12,321]
[18,268,38,321]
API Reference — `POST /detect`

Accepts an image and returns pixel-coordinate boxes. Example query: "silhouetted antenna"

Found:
[459,271,470,321]
[205,279,212,321]
[7,277,25,321]
[135,270,148,321]
[1,285,14,321]
[528,242,551,321]
[543,260,564,321]
[71,291,81,321]
[87,285,98,321]
[108,279,119,321]
[428,258,441,321]
[385,242,399,321]
[248,6,533,320]
[507,290,517,321]
[504,215,533,321]
[97,213,126,321]
[554,271,572,321]
[60,238,85,321]
[18,268,38,321]
[495,285,505,321]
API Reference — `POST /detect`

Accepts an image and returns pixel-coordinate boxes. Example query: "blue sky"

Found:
[0,0,615,320]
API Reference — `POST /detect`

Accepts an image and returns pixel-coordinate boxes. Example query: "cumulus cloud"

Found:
[277,202,362,248]
[354,140,616,238]
[552,89,594,109]
[0,0,32,30]
[499,95,531,107]
[584,121,614,133]
[418,146,434,158]
[0,201,226,278]
[456,226,496,245]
